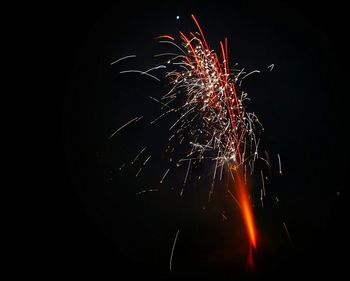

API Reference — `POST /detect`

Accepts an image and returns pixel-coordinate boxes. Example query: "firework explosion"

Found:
[112,14,277,268]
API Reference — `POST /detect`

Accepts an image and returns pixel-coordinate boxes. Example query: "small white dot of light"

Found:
[176,16,180,20]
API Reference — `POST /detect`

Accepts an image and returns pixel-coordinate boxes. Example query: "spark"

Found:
[119,163,126,171]
[143,155,152,165]
[108,116,141,139]
[154,52,179,57]
[260,189,264,208]
[277,153,282,175]
[149,96,172,109]
[261,170,266,196]
[119,70,161,82]
[228,189,241,209]
[110,54,136,65]
[131,146,147,164]
[143,65,167,74]
[239,70,261,86]
[156,35,175,41]
[150,109,175,124]
[275,196,280,205]
[136,167,142,177]
[283,222,292,244]
[136,188,159,195]
[183,159,192,186]
[160,168,170,183]
[170,229,180,271]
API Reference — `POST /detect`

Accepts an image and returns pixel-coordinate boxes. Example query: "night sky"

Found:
[57,0,348,279]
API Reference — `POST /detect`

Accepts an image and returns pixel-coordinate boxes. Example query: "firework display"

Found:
[62,3,347,278]
[111,14,279,268]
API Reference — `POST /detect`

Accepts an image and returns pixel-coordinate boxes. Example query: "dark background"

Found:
[52,0,348,279]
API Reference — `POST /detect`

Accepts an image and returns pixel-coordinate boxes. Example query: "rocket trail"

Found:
[233,169,257,249]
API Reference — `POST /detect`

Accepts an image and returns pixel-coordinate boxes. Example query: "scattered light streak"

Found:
[277,153,283,175]
[136,188,159,195]
[283,222,292,244]
[110,54,136,65]
[108,116,142,139]
[131,146,147,164]
[136,167,142,177]
[267,63,274,71]
[170,229,180,271]
[261,170,266,196]
[143,155,152,165]
[160,168,170,183]
[119,70,161,82]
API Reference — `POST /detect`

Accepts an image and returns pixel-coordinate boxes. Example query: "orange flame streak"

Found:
[234,169,257,250]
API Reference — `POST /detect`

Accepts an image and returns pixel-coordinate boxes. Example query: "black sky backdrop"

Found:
[54,0,349,279]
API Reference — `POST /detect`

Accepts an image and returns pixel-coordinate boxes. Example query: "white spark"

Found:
[110,54,136,65]
[169,229,180,271]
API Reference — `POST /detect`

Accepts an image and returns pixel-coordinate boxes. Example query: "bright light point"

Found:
[176,16,180,20]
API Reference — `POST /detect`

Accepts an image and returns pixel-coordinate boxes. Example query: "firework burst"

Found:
[111,14,275,268]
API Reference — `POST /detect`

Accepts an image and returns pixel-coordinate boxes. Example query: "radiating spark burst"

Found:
[155,14,262,255]
[112,14,279,268]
